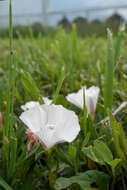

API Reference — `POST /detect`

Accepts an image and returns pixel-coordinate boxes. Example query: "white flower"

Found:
[43,97,52,105]
[19,104,80,149]
[21,97,52,111]
[21,101,40,111]
[66,86,100,115]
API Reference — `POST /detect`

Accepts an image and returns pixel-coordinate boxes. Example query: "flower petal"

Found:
[21,101,40,111]
[20,104,80,149]
[66,88,85,109]
[43,97,52,105]
[20,105,47,134]
[21,97,52,111]
[66,86,100,115]
[40,104,80,148]
[86,86,100,112]
[54,107,80,143]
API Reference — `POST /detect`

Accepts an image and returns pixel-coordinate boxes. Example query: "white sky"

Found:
[49,0,127,11]
[1,0,127,15]
[0,0,127,26]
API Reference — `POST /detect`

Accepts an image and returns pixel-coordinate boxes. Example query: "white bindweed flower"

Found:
[21,97,52,111]
[19,104,80,149]
[66,86,100,115]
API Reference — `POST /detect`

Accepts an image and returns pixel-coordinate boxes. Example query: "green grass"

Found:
[1,30,126,113]
[1,7,127,189]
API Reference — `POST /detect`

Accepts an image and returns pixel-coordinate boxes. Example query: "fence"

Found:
[0,1,127,28]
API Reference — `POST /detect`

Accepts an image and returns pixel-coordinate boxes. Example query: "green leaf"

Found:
[82,140,114,165]
[109,159,122,169]
[82,145,104,165]
[54,170,109,190]
[0,176,13,190]
[93,140,113,164]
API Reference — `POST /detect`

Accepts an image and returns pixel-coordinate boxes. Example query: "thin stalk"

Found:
[46,152,55,190]
[4,0,13,138]
[83,88,87,135]
[3,0,16,179]
[3,0,13,171]
[111,176,115,190]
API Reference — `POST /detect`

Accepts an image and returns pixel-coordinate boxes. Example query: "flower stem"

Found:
[111,176,115,190]
[46,151,55,190]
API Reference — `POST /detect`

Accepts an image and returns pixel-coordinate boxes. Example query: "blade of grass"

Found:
[114,26,124,66]
[83,88,87,135]
[9,56,17,137]
[0,176,13,190]
[109,114,126,160]
[118,124,127,158]
[82,132,91,147]
[52,66,65,104]
[4,0,13,137]
[21,71,44,104]
[88,115,97,140]
[104,29,114,113]
[69,25,77,91]
[3,0,14,175]
[8,137,17,182]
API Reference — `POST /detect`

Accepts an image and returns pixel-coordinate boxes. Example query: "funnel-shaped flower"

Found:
[19,104,80,149]
[66,86,100,115]
[21,97,52,111]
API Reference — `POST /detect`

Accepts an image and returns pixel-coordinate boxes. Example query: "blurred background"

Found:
[0,0,127,37]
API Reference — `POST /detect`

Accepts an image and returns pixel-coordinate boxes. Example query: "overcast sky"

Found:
[1,0,127,14]
[49,0,127,10]
[49,0,127,23]
[1,0,127,26]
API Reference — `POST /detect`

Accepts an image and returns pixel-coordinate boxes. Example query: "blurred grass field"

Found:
[0,27,127,120]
